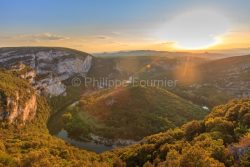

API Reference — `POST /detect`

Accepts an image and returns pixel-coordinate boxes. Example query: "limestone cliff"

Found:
[1,93,37,123]
[0,70,37,124]
[0,47,93,96]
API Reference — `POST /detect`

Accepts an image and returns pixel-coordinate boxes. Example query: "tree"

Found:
[182,120,205,140]
[205,118,234,143]
[239,151,250,167]
[113,158,126,167]
[165,150,181,167]
[62,112,72,123]
[179,146,225,167]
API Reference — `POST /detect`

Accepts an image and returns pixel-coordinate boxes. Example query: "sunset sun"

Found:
[163,9,230,50]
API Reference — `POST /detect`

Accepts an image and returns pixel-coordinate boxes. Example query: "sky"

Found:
[0,0,250,53]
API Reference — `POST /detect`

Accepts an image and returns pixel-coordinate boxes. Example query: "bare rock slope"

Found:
[0,47,93,96]
[0,70,37,123]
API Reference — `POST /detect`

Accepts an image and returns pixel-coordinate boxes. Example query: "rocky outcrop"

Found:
[0,69,38,124]
[0,47,93,96]
[0,90,37,124]
[88,133,137,146]
[3,93,37,123]
[10,63,36,84]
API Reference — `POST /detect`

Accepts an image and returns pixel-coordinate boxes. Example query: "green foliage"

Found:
[113,157,126,167]
[0,151,16,167]
[182,120,205,140]
[114,99,250,167]
[0,70,113,166]
[1,70,250,167]
[236,133,250,167]
[0,70,34,107]
[62,112,72,123]
[172,85,232,108]
[0,96,110,166]
[239,151,250,167]
[205,118,235,143]
[234,123,249,139]
[179,146,225,167]
[119,144,155,167]
[63,86,206,140]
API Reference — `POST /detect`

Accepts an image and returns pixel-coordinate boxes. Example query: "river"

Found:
[48,99,118,153]
[57,129,113,153]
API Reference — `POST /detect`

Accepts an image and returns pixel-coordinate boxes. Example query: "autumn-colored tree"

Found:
[179,146,225,167]
[182,120,205,140]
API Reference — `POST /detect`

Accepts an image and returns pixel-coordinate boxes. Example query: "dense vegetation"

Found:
[113,99,250,167]
[0,70,34,106]
[1,70,250,167]
[0,96,116,167]
[61,86,206,140]
[0,70,112,166]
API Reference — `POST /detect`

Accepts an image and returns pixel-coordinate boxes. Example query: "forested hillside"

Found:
[113,99,250,167]
[0,70,250,166]
[61,86,205,141]
[0,70,111,166]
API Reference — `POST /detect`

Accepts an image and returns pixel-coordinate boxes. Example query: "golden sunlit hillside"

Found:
[1,1,250,167]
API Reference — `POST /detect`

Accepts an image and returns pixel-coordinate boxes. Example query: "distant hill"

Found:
[62,86,206,140]
[200,54,250,73]
[208,47,250,56]
[158,55,250,108]
[93,50,226,59]
[1,47,249,109]
[88,54,209,82]
[118,54,250,107]
[197,55,250,98]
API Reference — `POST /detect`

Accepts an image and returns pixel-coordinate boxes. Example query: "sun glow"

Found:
[160,9,230,50]
[174,36,223,50]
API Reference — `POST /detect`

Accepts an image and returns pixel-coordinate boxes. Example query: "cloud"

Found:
[111,31,121,36]
[7,33,70,42]
[94,35,111,40]
[80,35,114,43]
[157,42,175,46]
[34,33,69,41]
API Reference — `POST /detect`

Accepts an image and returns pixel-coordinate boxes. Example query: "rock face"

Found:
[1,93,37,123]
[0,47,93,96]
[0,71,37,124]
